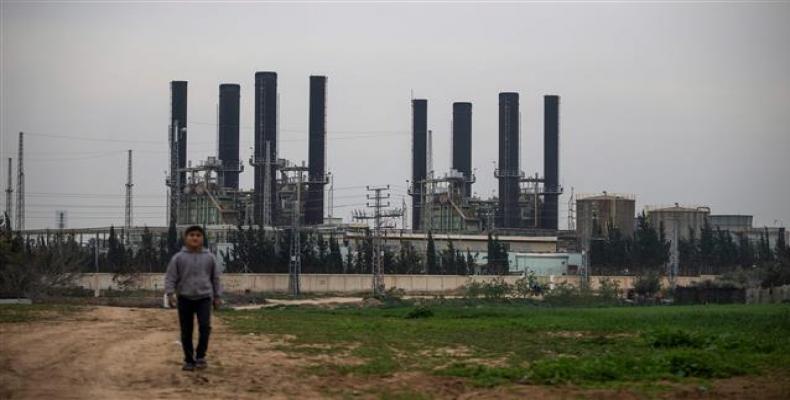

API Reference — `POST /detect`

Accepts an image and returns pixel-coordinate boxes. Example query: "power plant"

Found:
[162,71,564,236]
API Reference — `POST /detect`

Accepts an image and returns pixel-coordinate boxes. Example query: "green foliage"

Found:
[597,277,622,301]
[426,231,437,274]
[223,304,790,388]
[513,270,544,298]
[485,233,509,275]
[405,305,434,319]
[633,272,662,297]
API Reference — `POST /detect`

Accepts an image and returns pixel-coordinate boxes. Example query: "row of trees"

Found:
[222,225,511,275]
[590,212,788,277]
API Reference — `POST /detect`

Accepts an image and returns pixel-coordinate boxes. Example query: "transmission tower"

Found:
[15,132,24,231]
[288,169,303,296]
[125,149,134,245]
[353,185,403,295]
[4,157,12,227]
[567,187,576,231]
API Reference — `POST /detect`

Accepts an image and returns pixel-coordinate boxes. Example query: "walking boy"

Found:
[165,225,223,371]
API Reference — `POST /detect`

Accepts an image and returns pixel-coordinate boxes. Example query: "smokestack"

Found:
[497,92,520,229]
[411,99,428,231]
[452,102,472,197]
[542,95,560,230]
[170,81,188,191]
[254,72,278,226]
[306,75,327,225]
[218,84,240,190]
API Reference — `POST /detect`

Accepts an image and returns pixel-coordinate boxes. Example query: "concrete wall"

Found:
[75,273,718,294]
[746,285,790,304]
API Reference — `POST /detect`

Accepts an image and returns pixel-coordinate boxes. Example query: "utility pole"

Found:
[288,169,303,296]
[668,217,679,290]
[4,157,12,227]
[15,132,24,231]
[94,232,100,297]
[353,185,403,295]
[125,149,133,245]
[327,172,334,219]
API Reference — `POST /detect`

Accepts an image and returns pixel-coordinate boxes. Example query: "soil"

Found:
[1,307,788,399]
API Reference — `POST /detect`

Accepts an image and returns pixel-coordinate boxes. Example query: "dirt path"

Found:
[0,306,325,399]
[1,307,788,400]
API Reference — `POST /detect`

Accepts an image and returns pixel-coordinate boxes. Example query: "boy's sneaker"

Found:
[182,362,196,371]
[195,358,207,369]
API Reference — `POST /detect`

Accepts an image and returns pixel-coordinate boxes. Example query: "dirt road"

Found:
[0,306,326,399]
[1,306,788,400]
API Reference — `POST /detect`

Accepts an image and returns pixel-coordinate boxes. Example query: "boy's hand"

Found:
[167,293,177,308]
[213,297,222,311]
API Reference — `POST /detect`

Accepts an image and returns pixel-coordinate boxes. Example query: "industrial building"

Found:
[646,204,711,241]
[167,73,328,228]
[576,192,636,244]
[409,93,563,234]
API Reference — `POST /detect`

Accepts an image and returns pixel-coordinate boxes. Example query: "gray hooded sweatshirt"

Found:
[165,247,223,300]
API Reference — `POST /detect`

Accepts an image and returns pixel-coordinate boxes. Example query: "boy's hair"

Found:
[183,225,205,238]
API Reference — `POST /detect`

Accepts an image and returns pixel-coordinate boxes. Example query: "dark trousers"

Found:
[177,296,212,364]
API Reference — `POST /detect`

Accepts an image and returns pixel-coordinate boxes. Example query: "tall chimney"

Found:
[218,84,240,190]
[170,81,188,191]
[306,75,327,225]
[254,72,278,226]
[452,102,472,197]
[497,92,520,229]
[542,95,560,230]
[411,99,428,231]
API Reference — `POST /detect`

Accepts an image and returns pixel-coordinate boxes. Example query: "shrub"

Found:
[664,350,748,378]
[597,277,621,301]
[645,329,705,348]
[513,270,544,298]
[405,305,434,319]
[481,277,512,301]
[634,273,662,297]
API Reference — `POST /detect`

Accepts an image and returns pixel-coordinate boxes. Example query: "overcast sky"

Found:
[1,1,789,230]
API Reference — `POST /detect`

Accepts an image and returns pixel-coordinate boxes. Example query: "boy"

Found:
[165,225,223,371]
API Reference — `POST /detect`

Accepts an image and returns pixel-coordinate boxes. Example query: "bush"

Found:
[664,349,748,378]
[597,278,622,301]
[513,270,544,298]
[645,329,705,349]
[405,305,434,319]
[633,273,662,297]
[462,278,512,301]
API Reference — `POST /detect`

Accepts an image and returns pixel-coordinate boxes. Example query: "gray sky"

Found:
[1,1,789,230]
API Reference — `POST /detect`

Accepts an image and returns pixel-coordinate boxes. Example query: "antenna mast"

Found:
[125,149,134,244]
[4,157,12,226]
[15,132,24,231]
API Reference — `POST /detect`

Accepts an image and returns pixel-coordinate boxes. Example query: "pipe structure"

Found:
[254,71,278,225]
[411,99,428,231]
[542,95,560,230]
[497,92,520,229]
[452,102,473,197]
[306,75,327,225]
[218,83,240,189]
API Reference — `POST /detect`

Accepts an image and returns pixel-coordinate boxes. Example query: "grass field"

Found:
[222,302,790,390]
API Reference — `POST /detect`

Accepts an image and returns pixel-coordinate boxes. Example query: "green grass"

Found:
[0,304,81,323]
[221,303,790,388]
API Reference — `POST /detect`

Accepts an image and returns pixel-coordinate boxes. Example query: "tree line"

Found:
[590,212,788,279]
